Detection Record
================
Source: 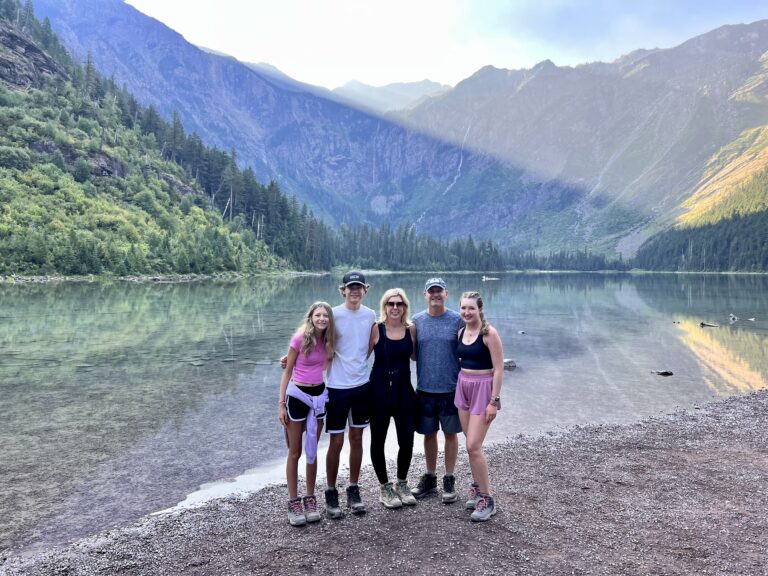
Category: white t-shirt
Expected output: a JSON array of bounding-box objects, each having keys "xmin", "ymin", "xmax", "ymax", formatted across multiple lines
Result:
[{"xmin": 327, "ymin": 303, "xmax": 376, "ymax": 389}]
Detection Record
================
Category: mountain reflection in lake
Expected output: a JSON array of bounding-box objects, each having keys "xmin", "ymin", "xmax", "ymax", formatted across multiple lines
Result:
[{"xmin": 1, "ymin": 273, "xmax": 766, "ymax": 554}]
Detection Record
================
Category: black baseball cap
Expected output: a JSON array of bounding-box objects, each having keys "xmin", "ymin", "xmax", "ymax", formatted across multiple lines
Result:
[{"xmin": 342, "ymin": 271, "xmax": 367, "ymax": 287}]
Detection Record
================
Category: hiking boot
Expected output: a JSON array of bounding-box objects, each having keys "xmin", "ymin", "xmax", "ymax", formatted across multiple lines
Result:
[
  {"xmin": 378, "ymin": 482, "xmax": 403, "ymax": 509},
  {"xmin": 466, "ymin": 482, "xmax": 480, "ymax": 510},
  {"xmin": 442, "ymin": 474, "xmax": 458, "ymax": 504},
  {"xmin": 287, "ymin": 497, "xmax": 306, "ymax": 526},
  {"xmin": 411, "ymin": 473, "xmax": 438, "ymax": 499},
  {"xmin": 346, "ymin": 484, "xmax": 367, "ymax": 514},
  {"xmin": 303, "ymin": 494, "xmax": 321, "ymax": 523},
  {"xmin": 324, "ymin": 487, "xmax": 344, "ymax": 520},
  {"xmin": 470, "ymin": 493, "xmax": 497, "ymax": 522},
  {"xmin": 395, "ymin": 480, "xmax": 417, "ymax": 506}
]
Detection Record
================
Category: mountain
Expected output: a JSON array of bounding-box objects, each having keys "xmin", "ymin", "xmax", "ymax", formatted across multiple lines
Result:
[
  {"xmin": 332, "ymin": 79, "xmax": 451, "ymax": 113},
  {"xmin": 31, "ymin": 0, "xmax": 768, "ymax": 257}
]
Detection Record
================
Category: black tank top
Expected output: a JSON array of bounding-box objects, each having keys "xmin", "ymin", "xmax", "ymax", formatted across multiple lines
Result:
[
  {"xmin": 371, "ymin": 323, "xmax": 413, "ymax": 386},
  {"xmin": 457, "ymin": 328, "xmax": 493, "ymax": 370}
]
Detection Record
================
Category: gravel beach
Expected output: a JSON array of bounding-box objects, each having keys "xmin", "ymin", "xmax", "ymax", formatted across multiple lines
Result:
[{"xmin": 3, "ymin": 391, "xmax": 768, "ymax": 576}]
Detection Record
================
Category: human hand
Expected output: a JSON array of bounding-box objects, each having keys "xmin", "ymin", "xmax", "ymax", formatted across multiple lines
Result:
[
  {"xmin": 278, "ymin": 404, "xmax": 288, "ymax": 427},
  {"xmin": 280, "ymin": 354, "xmax": 288, "ymax": 370},
  {"xmin": 485, "ymin": 403, "xmax": 498, "ymax": 425}
]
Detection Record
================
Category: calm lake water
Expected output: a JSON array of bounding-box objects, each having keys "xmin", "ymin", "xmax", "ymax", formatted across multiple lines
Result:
[{"xmin": 2, "ymin": 272, "xmax": 767, "ymax": 554}]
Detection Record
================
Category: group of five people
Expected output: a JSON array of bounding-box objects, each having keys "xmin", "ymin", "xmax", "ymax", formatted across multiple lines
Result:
[{"xmin": 277, "ymin": 272, "xmax": 504, "ymax": 525}]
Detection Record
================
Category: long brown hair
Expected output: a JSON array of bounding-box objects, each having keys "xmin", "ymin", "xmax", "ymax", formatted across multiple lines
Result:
[
  {"xmin": 297, "ymin": 301, "xmax": 335, "ymax": 359},
  {"xmin": 460, "ymin": 291, "xmax": 490, "ymax": 335}
]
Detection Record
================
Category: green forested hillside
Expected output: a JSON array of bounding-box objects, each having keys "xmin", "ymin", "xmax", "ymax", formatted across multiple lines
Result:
[
  {"xmin": 634, "ymin": 210, "xmax": 768, "ymax": 271},
  {"xmin": 0, "ymin": 4, "xmax": 287, "ymax": 275},
  {"xmin": 634, "ymin": 166, "xmax": 768, "ymax": 271}
]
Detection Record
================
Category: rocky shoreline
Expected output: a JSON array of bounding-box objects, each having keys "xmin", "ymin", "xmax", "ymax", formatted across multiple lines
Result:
[{"xmin": 3, "ymin": 391, "xmax": 767, "ymax": 576}]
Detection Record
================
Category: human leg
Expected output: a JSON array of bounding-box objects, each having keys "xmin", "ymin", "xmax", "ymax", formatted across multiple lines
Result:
[
  {"xmin": 285, "ymin": 420, "xmax": 304, "ymax": 499},
  {"xmin": 369, "ymin": 413, "xmax": 391, "ymax": 485},
  {"xmin": 464, "ymin": 413, "xmax": 492, "ymax": 494},
  {"xmin": 305, "ymin": 417, "xmax": 324, "ymax": 496},
  {"xmin": 348, "ymin": 426, "xmax": 365, "ymax": 485}
]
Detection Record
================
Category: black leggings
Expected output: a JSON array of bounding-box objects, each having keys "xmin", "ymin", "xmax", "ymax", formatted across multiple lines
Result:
[{"xmin": 369, "ymin": 397, "xmax": 415, "ymax": 485}]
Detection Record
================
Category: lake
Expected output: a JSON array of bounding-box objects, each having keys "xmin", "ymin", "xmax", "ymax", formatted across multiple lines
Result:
[{"xmin": 2, "ymin": 272, "xmax": 767, "ymax": 555}]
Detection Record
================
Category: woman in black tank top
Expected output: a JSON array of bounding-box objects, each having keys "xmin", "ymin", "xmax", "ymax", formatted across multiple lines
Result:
[{"xmin": 368, "ymin": 288, "xmax": 418, "ymax": 508}]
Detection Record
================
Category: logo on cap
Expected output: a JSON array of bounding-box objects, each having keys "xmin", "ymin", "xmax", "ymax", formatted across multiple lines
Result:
[{"xmin": 424, "ymin": 277, "xmax": 446, "ymax": 291}]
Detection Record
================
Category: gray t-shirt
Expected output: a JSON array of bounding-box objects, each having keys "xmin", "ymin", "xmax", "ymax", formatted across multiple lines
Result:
[{"xmin": 413, "ymin": 308, "xmax": 463, "ymax": 393}]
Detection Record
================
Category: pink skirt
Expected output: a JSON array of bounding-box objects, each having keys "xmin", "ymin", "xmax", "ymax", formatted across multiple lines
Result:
[{"xmin": 454, "ymin": 371, "xmax": 493, "ymax": 415}]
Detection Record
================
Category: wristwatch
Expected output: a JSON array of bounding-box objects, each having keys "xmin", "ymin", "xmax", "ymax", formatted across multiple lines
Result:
[{"xmin": 490, "ymin": 395, "xmax": 501, "ymax": 408}]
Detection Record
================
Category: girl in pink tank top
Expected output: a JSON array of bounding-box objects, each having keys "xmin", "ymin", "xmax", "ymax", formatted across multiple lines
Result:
[{"xmin": 278, "ymin": 301, "xmax": 335, "ymax": 526}]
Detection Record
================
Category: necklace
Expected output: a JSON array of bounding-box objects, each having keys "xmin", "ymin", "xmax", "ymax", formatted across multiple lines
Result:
[{"xmin": 464, "ymin": 323, "xmax": 481, "ymax": 341}]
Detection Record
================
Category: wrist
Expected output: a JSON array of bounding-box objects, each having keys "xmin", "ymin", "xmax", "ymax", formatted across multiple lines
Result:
[{"xmin": 278, "ymin": 400, "xmax": 286, "ymax": 406}]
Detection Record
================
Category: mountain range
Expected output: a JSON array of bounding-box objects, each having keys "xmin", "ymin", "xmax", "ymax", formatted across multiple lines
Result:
[{"xmin": 32, "ymin": 0, "xmax": 768, "ymax": 256}]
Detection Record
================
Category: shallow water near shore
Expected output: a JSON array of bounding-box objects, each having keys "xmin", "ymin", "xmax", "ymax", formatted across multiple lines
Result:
[{"xmin": 2, "ymin": 272, "xmax": 767, "ymax": 555}]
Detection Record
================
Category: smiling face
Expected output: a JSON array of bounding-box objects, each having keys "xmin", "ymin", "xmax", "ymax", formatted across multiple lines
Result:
[
  {"xmin": 424, "ymin": 286, "xmax": 447, "ymax": 316},
  {"xmin": 311, "ymin": 306, "xmax": 330, "ymax": 333},
  {"xmin": 459, "ymin": 297, "xmax": 481, "ymax": 326},
  {"xmin": 341, "ymin": 282, "xmax": 367, "ymax": 309}
]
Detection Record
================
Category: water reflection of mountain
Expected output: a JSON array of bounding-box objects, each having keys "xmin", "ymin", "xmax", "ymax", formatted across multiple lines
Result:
[
  {"xmin": 633, "ymin": 274, "xmax": 768, "ymax": 396},
  {"xmin": 633, "ymin": 274, "xmax": 768, "ymax": 316},
  {"xmin": 0, "ymin": 277, "xmax": 294, "ymax": 553},
  {"xmin": 676, "ymin": 320, "xmax": 768, "ymax": 395}
]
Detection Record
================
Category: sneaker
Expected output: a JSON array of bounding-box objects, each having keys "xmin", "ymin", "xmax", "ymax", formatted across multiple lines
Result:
[
  {"xmin": 303, "ymin": 494, "xmax": 321, "ymax": 523},
  {"xmin": 325, "ymin": 487, "xmax": 344, "ymax": 520},
  {"xmin": 395, "ymin": 480, "xmax": 417, "ymax": 506},
  {"xmin": 442, "ymin": 475, "xmax": 458, "ymax": 504},
  {"xmin": 411, "ymin": 473, "xmax": 438, "ymax": 499},
  {"xmin": 287, "ymin": 497, "xmax": 306, "ymax": 526},
  {"xmin": 466, "ymin": 482, "xmax": 480, "ymax": 510},
  {"xmin": 346, "ymin": 484, "xmax": 367, "ymax": 514},
  {"xmin": 470, "ymin": 493, "xmax": 497, "ymax": 522},
  {"xmin": 378, "ymin": 482, "xmax": 403, "ymax": 509}
]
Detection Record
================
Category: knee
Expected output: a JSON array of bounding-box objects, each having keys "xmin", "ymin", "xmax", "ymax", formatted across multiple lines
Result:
[
  {"xmin": 328, "ymin": 433, "xmax": 344, "ymax": 451},
  {"xmin": 349, "ymin": 430, "xmax": 363, "ymax": 448},
  {"xmin": 287, "ymin": 445, "xmax": 303, "ymax": 461},
  {"xmin": 465, "ymin": 440, "xmax": 484, "ymax": 458}
]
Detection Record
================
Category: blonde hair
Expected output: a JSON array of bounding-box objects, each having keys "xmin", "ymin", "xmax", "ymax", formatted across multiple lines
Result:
[
  {"xmin": 378, "ymin": 288, "xmax": 412, "ymax": 326},
  {"xmin": 460, "ymin": 291, "xmax": 490, "ymax": 335},
  {"xmin": 297, "ymin": 301, "xmax": 335, "ymax": 359}
]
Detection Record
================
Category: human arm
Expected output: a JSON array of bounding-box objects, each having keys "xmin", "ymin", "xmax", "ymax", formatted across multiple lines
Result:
[
  {"xmin": 367, "ymin": 322, "xmax": 379, "ymax": 358},
  {"xmin": 409, "ymin": 324, "xmax": 417, "ymax": 361},
  {"xmin": 278, "ymin": 346, "xmax": 299, "ymax": 427},
  {"xmin": 484, "ymin": 326, "xmax": 504, "ymax": 424}
]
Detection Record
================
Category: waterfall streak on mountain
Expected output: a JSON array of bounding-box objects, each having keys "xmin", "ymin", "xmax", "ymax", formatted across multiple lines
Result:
[
  {"xmin": 588, "ymin": 92, "xmax": 673, "ymax": 197},
  {"xmin": 414, "ymin": 124, "xmax": 472, "ymax": 229}
]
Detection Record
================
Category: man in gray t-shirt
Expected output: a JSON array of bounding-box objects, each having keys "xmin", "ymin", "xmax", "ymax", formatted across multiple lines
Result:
[{"xmin": 411, "ymin": 277, "xmax": 463, "ymax": 504}]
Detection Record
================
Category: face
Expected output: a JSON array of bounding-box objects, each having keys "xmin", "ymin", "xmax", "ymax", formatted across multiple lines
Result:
[
  {"xmin": 460, "ymin": 298, "xmax": 480, "ymax": 324},
  {"xmin": 385, "ymin": 295, "xmax": 406, "ymax": 321},
  {"xmin": 424, "ymin": 286, "xmax": 447, "ymax": 312},
  {"xmin": 311, "ymin": 307, "xmax": 330, "ymax": 331},
  {"xmin": 342, "ymin": 283, "xmax": 366, "ymax": 305}
]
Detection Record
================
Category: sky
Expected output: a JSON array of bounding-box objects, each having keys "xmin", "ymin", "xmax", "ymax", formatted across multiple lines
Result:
[{"xmin": 124, "ymin": 0, "xmax": 768, "ymax": 89}]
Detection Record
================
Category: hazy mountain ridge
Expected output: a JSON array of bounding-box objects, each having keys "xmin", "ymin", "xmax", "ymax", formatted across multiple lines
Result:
[
  {"xmin": 332, "ymin": 79, "xmax": 450, "ymax": 113},
  {"xmin": 31, "ymin": 0, "xmax": 768, "ymax": 255}
]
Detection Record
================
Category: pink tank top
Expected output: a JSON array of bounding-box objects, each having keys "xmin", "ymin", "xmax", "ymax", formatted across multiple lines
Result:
[{"xmin": 290, "ymin": 333, "xmax": 326, "ymax": 384}]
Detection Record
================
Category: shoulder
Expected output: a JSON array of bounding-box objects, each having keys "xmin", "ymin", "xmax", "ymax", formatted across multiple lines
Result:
[
  {"xmin": 484, "ymin": 325, "xmax": 501, "ymax": 343},
  {"xmin": 289, "ymin": 331, "xmax": 303, "ymax": 349}
]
